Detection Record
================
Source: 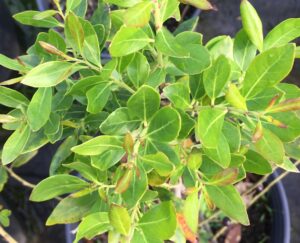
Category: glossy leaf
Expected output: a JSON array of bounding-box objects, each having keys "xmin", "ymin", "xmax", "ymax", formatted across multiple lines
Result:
[
  {"xmin": 0, "ymin": 86, "xmax": 29, "ymax": 108},
  {"xmin": 109, "ymin": 204, "xmax": 131, "ymax": 236},
  {"xmin": 13, "ymin": 11, "xmax": 61, "ymax": 28},
  {"xmin": 164, "ymin": 82, "xmax": 191, "ymax": 110},
  {"xmin": 127, "ymin": 52, "xmax": 150, "ymax": 88},
  {"xmin": 225, "ymin": 83, "xmax": 247, "ymax": 111},
  {"xmin": 244, "ymin": 150, "xmax": 272, "ymax": 175},
  {"xmin": 124, "ymin": 2, "xmax": 153, "ymax": 27},
  {"xmin": 86, "ymin": 82, "xmax": 111, "ymax": 114},
  {"xmin": 65, "ymin": 11, "xmax": 84, "ymax": 53}
]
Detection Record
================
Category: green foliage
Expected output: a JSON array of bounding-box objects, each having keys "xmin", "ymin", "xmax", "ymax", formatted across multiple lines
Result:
[{"xmin": 0, "ymin": 1, "xmax": 299, "ymax": 242}]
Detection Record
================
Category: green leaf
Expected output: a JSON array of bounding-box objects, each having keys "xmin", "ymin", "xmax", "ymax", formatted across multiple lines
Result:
[
  {"xmin": 27, "ymin": 88, "xmax": 52, "ymax": 131},
  {"xmin": 147, "ymin": 107, "xmax": 181, "ymax": 142},
  {"xmin": 127, "ymin": 52, "xmax": 150, "ymax": 88},
  {"xmin": 109, "ymin": 26, "xmax": 153, "ymax": 57},
  {"xmin": 75, "ymin": 212, "xmax": 111, "ymax": 243},
  {"xmin": 122, "ymin": 162, "xmax": 148, "ymax": 209},
  {"xmin": 146, "ymin": 68, "xmax": 166, "ymax": 88},
  {"xmin": 181, "ymin": 0, "xmax": 215, "ymax": 10},
  {"xmin": 100, "ymin": 107, "xmax": 140, "ymax": 135},
  {"xmin": 203, "ymin": 133, "xmax": 231, "ymax": 168},
  {"xmin": 72, "ymin": 135, "xmax": 123, "ymax": 156},
  {"xmin": 140, "ymin": 152, "xmax": 174, "ymax": 177},
  {"xmin": 241, "ymin": 44, "xmax": 295, "ymax": 98},
  {"xmin": 68, "ymin": 76, "xmax": 104, "ymax": 96},
  {"xmin": 170, "ymin": 43, "xmax": 211, "ymax": 75},
  {"xmin": 278, "ymin": 157, "xmax": 299, "ymax": 173},
  {"xmin": 2, "ymin": 125, "xmax": 31, "ymax": 165},
  {"xmin": 132, "ymin": 228, "xmax": 163, "ymax": 243},
  {"xmin": 124, "ymin": 1, "xmax": 153, "ymax": 27},
  {"xmin": 225, "ymin": 83, "xmax": 248, "ymax": 111},
  {"xmin": 30, "ymin": 175, "xmax": 89, "ymax": 202},
  {"xmin": 189, "ymin": 74, "xmax": 205, "ymax": 100},
  {"xmin": 0, "ymin": 86, "xmax": 29, "ymax": 108},
  {"xmin": 222, "ymin": 121, "xmax": 241, "ymax": 152},
  {"xmin": 196, "ymin": 108, "xmax": 227, "ymax": 148},
  {"xmin": 155, "ymin": 27, "xmax": 188, "ymax": 57},
  {"xmin": 207, "ymin": 168, "xmax": 239, "ymax": 186},
  {"xmin": 50, "ymin": 136, "xmax": 78, "ymax": 175},
  {"xmin": 0, "ymin": 209, "xmax": 11, "ymax": 227},
  {"xmin": 240, "ymin": 0, "xmax": 263, "ymax": 51},
  {"xmin": 164, "ymin": 82, "xmax": 191, "ymax": 110},
  {"xmin": 46, "ymin": 192, "xmax": 98, "ymax": 225},
  {"xmin": 0, "ymin": 54, "xmax": 24, "ymax": 71},
  {"xmin": 127, "ymin": 85, "xmax": 160, "ymax": 121},
  {"xmin": 177, "ymin": 110, "xmax": 195, "ymax": 139},
  {"xmin": 183, "ymin": 191, "xmax": 200, "ymax": 233},
  {"xmin": 175, "ymin": 31, "xmax": 203, "ymax": 46},
  {"xmin": 22, "ymin": 61, "xmax": 81, "ymax": 87},
  {"xmin": 86, "ymin": 82, "xmax": 111, "ymax": 114},
  {"xmin": 206, "ymin": 35, "xmax": 233, "ymax": 60},
  {"xmin": 233, "ymin": 29, "xmax": 257, "ymax": 71},
  {"xmin": 0, "ymin": 166, "xmax": 8, "ymax": 192},
  {"xmin": 264, "ymin": 18, "xmax": 300, "ymax": 50},
  {"xmin": 205, "ymin": 185, "xmax": 249, "ymax": 225},
  {"xmin": 65, "ymin": 11, "xmax": 84, "ymax": 53},
  {"xmin": 203, "ymin": 55, "xmax": 231, "ymax": 102},
  {"xmin": 109, "ymin": 204, "xmax": 131, "ymax": 236},
  {"xmin": 174, "ymin": 16, "xmax": 199, "ymax": 35},
  {"xmin": 159, "ymin": 0, "xmax": 179, "ymax": 22},
  {"xmin": 66, "ymin": 0, "xmax": 88, "ymax": 17},
  {"xmin": 244, "ymin": 150, "xmax": 272, "ymax": 175},
  {"xmin": 138, "ymin": 201, "xmax": 177, "ymax": 240},
  {"xmin": 64, "ymin": 162, "xmax": 100, "ymax": 182},
  {"xmin": 91, "ymin": 150, "xmax": 125, "ymax": 171},
  {"xmin": 13, "ymin": 11, "xmax": 61, "ymax": 28},
  {"xmin": 105, "ymin": 0, "xmax": 142, "ymax": 7},
  {"xmin": 254, "ymin": 128, "xmax": 285, "ymax": 164}
]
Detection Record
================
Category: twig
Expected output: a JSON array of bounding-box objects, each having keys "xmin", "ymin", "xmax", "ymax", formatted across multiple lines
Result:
[
  {"xmin": 212, "ymin": 225, "xmax": 227, "ymax": 242},
  {"xmin": 0, "ymin": 226, "xmax": 17, "ymax": 243},
  {"xmin": 5, "ymin": 167, "xmax": 35, "ymax": 189}
]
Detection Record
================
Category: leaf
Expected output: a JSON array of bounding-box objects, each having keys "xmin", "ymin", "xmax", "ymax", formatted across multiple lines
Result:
[
  {"xmin": 241, "ymin": 44, "xmax": 295, "ymax": 98},
  {"xmin": 138, "ymin": 201, "xmax": 177, "ymax": 240},
  {"xmin": 183, "ymin": 191, "xmax": 200, "ymax": 233},
  {"xmin": 75, "ymin": 212, "xmax": 111, "ymax": 243},
  {"xmin": 0, "ymin": 86, "xmax": 29, "ymax": 108},
  {"xmin": 222, "ymin": 121, "xmax": 241, "ymax": 152},
  {"xmin": 1, "ymin": 125, "xmax": 31, "ymax": 165},
  {"xmin": 0, "ymin": 54, "xmax": 24, "ymax": 71},
  {"xmin": 68, "ymin": 76, "xmax": 104, "ymax": 96},
  {"xmin": 0, "ymin": 166, "xmax": 8, "ymax": 192},
  {"xmin": 13, "ymin": 11, "xmax": 61, "ymax": 28},
  {"xmin": 33, "ymin": 10, "xmax": 58, "ymax": 20},
  {"xmin": 205, "ymin": 185, "xmax": 249, "ymax": 225},
  {"xmin": 278, "ymin": 157, "xmax": 299, "ymax": 173},
  {"xmin": 254, "ymin": 129, "xmax": 284, "ymax": 164},
  {"xmin": 66, "ymin": 0, "xmax": 88, "ymax": 17},
  {"xmin": 127, "ymin": 52, "xmax": 150, "ymax": 88},
  {"xmin": 267, "ymin": 98, "xmax": 300, "ymax": 113},
  {"xmin": 100, "ymin": 107, "xmax": 140, "ymax": 135},
  {"xmin": 30, "ymin": 175, "xmax": 89, "ymax": 202},
  {"xmin": 27, "ymin": 88, "xmax": 52, "ymax": 131},
  {"xmin": 132, "ymin": 228, "xmax": 163, "ymax": 243},
  {"xmin": 127, "ymin": 85, "xmax": 160, "ymax": 121},
  {"xmin": 180, "ymin": 0, "xmax": 215, "ymax": 10},
  {"xmin": 115, "ymin": 169, "xmax": 134, "ymax": 194},
  {"xmin": 22, "ymin": 61, "xmax": 81, "ymax": 87},
  {"xmin": 155, "ymin": 27, "xmax": 188, "ymax": 57},
  {"xmin": 206, "ymin": 35, "xmax": 233, "ymax": 60},
  {"xmin": 264, "ymin": 18, "xmax": 300, "ymax": 50},
  {"xmin": 86, "ymin": 82, "xmax": 111, "ymax": 114},
  {"xmin": 225, "ymin": 83, "xmax": 247, "ymax": 111},
  {"xmin": 124, "ymin": 1, "xmax": 153, "ymax": 27},
  {"xmin": 240, "ymin": 0, "xmax": 263, "ymax": 51},
  {"xmin": 164, "ymin": 82, "xmax": 191, "ymax": 110},
  {"xmin": 146, "ymin": 68, "xmax": 166, "ymax": 88},
  {"xmin": 233, "ymin": 29, "xmax": 257, "ymax": 71},
  {"xmin": 65, "ymin": 11, "xmax": 84, "ymax": 53},
  {"xmin": 122, "ymin": 163, "xmax": 148, "ymax": 209},
  {"xmin": 91, "ymin": 150, "xmax": 125, "ymax": 171},
  {"xmin": 160, "ymin": 0, "xmax": 179, "ymax": 22},
  {"xmin": 46, "ymin": 192, "xmax": 98, "ymax": 225},
  {"xmin": 109, "ymin": 205, "xmax": 131, "ymax": 236},
  {"xmin": 63, "ymin": 162, "xmax": 99, "ymax": 182},
  {"xmin": 71, "ymin": 136, "xmax": 123, "ymax": 156},
  {"xmin": 244, "ymin": 150, "xmax": 272, "ymax": 175},
  {"xmin": 196, "ymin": 108, "xmax": 227, "ymax": 148},
  {"xmin": 203, "ymin": 55, "xmax": 231, "ymax": 102},
  {"xmin": 207, "ymin": 168, "xmax": 239, "ymax": 186},
  {"xmin": 147, "ymin": 107, "xmax": 181, "ymax": 142},
  {"xmin": 174, "ymin": 17, "xmax": 199, "ymax": 35},
  {"xmin": 109, "ymin": 26, "xmax": 153, "ymax": 57},
  {"xmin": 177, "ymin": 110, "xmax": 195, "ymax": 139},
  {"xmin": 170, "ymin": 43, "xmax": 211, "ymax": 75},
  {"xmin": 140, "ymin": 152, "xmax": 174, "ymax": 177},
  {"xmin": 104, "ymin": 0, "xmax": 142, "ymax": 7}
]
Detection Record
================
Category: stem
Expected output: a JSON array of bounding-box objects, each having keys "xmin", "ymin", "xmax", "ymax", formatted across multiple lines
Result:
[
  {"xmin": 5, "ymin": 167, "xmax": 35, "ymax": 189},
  {"xmin": 152, "ymin": 0, "xmax": 164, "ymax": 67},
  {"xmin": 112, "ymin": 79, "xmax": 135, "ymax": 94},
  {"xmin": 0, "ymin": 226, "xmax": 17, "ymax": 243}
]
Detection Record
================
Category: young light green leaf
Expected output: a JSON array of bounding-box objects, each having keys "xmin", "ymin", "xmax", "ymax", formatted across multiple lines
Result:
[
  {"xmin": 2, "ymin": 125, "xmax": 31, "ymax": 165},
  {"xmin": 109, "ymin": 26, "xmax": 153, "ymax": 57},
  {"xmin": 0, "ymin": 86, "xmax": 29, "ymax": 108},
  {"xmin": 240, "ymin": 0, "xmax": 263, "ymax": 51},
  {"xmin": 0, "ymin": 54, "xmax": 24, "ymax": 71},
  {"xmin": 127, "ymin": 85, "xmax": 160, "ymax": 121},
  {"xmin": 65, "ymin": 162, "xmax": 100, "ymax": 182},
  {"xmin": 91, "ymin": 150, "xmax": 125, "ymax": 171},
  {"xmin": 109, "ymin": 204, "xmax": 131, "ymax": 236},
  {"xmin": 183, "ymin": 191, "xmax": 200, "ymax": 233},
  {"xmin": 196, "ymin": 108, "xmax": 227, "ymax": 148},
  {"xmin": 22, "ymin": 61, "xmax": 81, "ymax": 87},
  {"xmin": 241, "ymin": 44, "xmax": 295, "ymax": 98},
  {"xmin": 254, "ymin": 128, "xmax": 284, "ymax": 164},
  {"xmin": 264, "ymin": 18, "xmax": 300, "ymax": 50},
  {"xmin": 233, "ymin": 29, "xmax": 257, "ymax": 71},
  {"xmin": 147, "ymin": 107, "xmax": 181, "ymax": 142},
  {"xmin": 180, "ymin": 0, "xmax": 215, "ymax": 10},
  {"xmin": 174, "ymin": 16, "xmax": 199, "ymax": 35},
  {"xmin": 164, "ymin": 82, "xmax": 191, "ymax": 110},
  {"xmin": 75, "ymin": 212, "xmax": 111, "ymax": 243},
  {"xmin": 13, "ymin": 11, "xmax": 61, "ymax": 28},
  {"xmin": 124, "ymin": 1, "xmax": 153, "ymax": 27},
  {"xmin": 278, "ymin": 157, "xmax": 299, "ymax": 173},
  {"xmin": 244, "ymin": 150, "xmax": 272, "ymax": 175},
  {"xmin": 30, "ymin": 175, "xmax": 89, "ymax": 202},
  {"xmin": 160, "ymin": 0, "xmax": 179, "ymax": 22},
  {"xmin": 66, "ymin": 0, "xmax": 88, "ymax": 17},
  {"xmin": 65, "ymin": 11, "xmax": 84, "ymax": 53},
  {"xmin": 225, "ymin": 83, "xmax": 247, "ymax": 111},
  {"xmin": 68, "ymin": 76, "xmax": 104, "ymax": 96},
  {"xmin": 71, "ymin": 136, "xmax": 123, "ymax": 156},
  {"xmin": 205, "ymin": 185, "xmax": 249, "ymax": 225},
  {"xmin": 206, "ymin": 35, "xmax": 233, "ymax": 60},
  {"xmin": 138, "ymin": 201, "xmax": 177, "ymax": 240},
  {"xmin": 155, "ymin": 27, "xmax": 188, "ymax": 57},
  {"xmin": 140, "ymin": 152, "xmax": 174, "ymax": 177},
  {"xmin": 222, "ymin": 121, "xmax": 241, "ymax": 152},
  {"xmin": 203, "ymin": 55, "xmax": 231, "ymax": 102},
  {"xmin": 86, "ymin": 82, "xmax": 111, "ymax": 114},
  {"xmin": 127, "ymin": 52, "xmax": 150, "ymax": 88},
  {"xmin": 27, "ymin": 88, "xmax": 52, "ymax": 131}
]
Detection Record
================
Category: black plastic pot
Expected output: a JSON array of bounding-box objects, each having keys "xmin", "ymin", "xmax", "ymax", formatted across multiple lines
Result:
[{"xmin": 269, "ymin": 171, "xmax": 291, "ymax": 243}]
